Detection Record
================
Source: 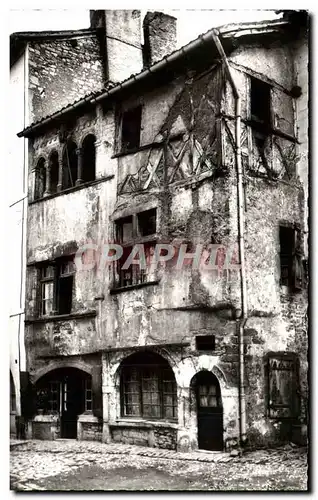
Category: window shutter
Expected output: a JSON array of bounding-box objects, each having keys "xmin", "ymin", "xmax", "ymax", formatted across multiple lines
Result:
[
  {"xmin": 293, "ymin": 227, "xmax": 303, "ymax": 290},
  {"xmin": 267, "ymin": 355, "xmax": 299, "ymax": 419},
  {"xmin": 271, "ymin": 88, "xmax": 294, "ymax": 136},
  {"xmin": 91, "ymin": 365, "xmax": 102, "ymax": 418}
]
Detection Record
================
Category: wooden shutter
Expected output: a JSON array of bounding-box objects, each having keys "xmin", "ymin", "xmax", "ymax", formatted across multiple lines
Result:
[
  {"xmin": 293, "ymin": 227, "xmax": 303, "ymax": 290},
  {"xmin": 271, "ymin": 88, "xmax": 294, "ymax": 136}
]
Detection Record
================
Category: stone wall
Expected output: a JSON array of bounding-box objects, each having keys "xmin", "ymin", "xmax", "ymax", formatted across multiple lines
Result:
[
  {"xmin": 110, "ymin": 423, "xmax": 178, "ymax": 449},
  {"xmin": 28, "ymin": 35, "xmax": 104, "ymax": 123},
  {"xmin": 79, "ymin": 418, "xmax": 102, "ymax": 442},
  {"xmin": 143, "ymin": 12, "xmax": 177, "ymax": 66}
]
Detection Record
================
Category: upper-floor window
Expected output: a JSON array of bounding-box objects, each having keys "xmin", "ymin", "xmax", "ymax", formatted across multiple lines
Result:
[
  {"xmin": 114, "ymin": 208, "xmax": 157, "ymax": 288},
  {"xmin": 82, "ymin": 134, "xmax": 96, "ymax": 183},
  {"xmin": 250, "ymin": 76, "xmax": 271, "ymax": 130},
  {"xmin": 34, "ymin": 157, "xmax": 46, "ymax": 200},
  {"xmin": 62, "ymin": 141, "xmax": 78, "ymax": 190},
  {"xmin": 121, "ymin": 105, "xmax": 142, "ymax": 152},
  {"xmin": 279, "ymin": 225, "xmax": 303, "ymax": 291},
  {"xmin": 49, "ymin": 151, "xmax": 59, "ymax": 195},
  {"xmin": 39, "ymin": 256, "xmax": 75, "ymax": 316}
]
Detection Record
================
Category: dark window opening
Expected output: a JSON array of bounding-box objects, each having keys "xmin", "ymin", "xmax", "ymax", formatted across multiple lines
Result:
[
  {"xmin": 121, "ymin": 106, "xmax": 142, "ymax": 152},
  {"xmin": 266, "ymin": 353, "xmax": 300, "ymax": 419},
  {"xmin": 279, "ymin": 225, "xmax": 302, "ymax": 290},
  {"xmin": 250, "ymin": 77, "xmax": 271, "ymax": 130},
  {"xmin": 57, "ymin": 259, "xmax": 75, "ymax": 315},
  {"xmin": 117, "ymin": 243, "xmax": 155, "ymax": 288},
  {"xmin": 116, "ymin": 216, "xmax": 133, "ymax": 244},
  {"xmin": 49, "ymin": 151, "xmax": 59, "ymax": 194},
  {"xmin": 196, "ymin": 335, "xmax": 216, "ymax": 351},
  {"xmin": 34, "ymin": 157, "xmax": 46, "ymax": 200},
  {"xmin": 82, "ymin": 134, "xmax": 96, "ymax": 183},
  {"xmin": 39, "ymin": 257, "xmax": 75, "ymax": 317},
  {"xmin": 137, "ymin": 208, "xmax": 157, "ymax": 237},
  {"xmin": 62, "ymin": 141, "xmax": 78, "ymax": 189},
  {"xmin": 115, "ymin": 211, "xmax": 157, "ymax": 288},
  {"xmin": 121, "ymin": 352, "xmax": 177, "ymax": 420}
]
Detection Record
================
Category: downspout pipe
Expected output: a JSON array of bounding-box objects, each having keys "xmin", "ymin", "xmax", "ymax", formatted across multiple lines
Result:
[{"xmin": 211, "ymin": 30, "xmax": 248, "ymax": 446}]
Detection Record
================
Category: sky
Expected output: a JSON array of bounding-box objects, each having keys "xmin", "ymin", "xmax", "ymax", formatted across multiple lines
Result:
[{"xmin": 8, "ymin": 9, "xmax": 281, "ymax": 47}]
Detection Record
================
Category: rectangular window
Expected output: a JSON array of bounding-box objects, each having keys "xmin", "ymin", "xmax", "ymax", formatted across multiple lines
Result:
[
  {"xmin": 115, "ymin": 209, "xmax": 157, "ymax": 288},
  {"xmin": 121, "ymin": 106, "xmax": 142, "ymax": 152},
  {"xmin": 39, "ymin": 257, "xmax": 75, "ymax": 317},
  {"xmin": 85, "ymin": 378, "xmax": 93, "ymax": 412},
  {"xmin": 57, "ymin": 259, "xmax": 75, "ymax": 315},
  {"xmin": 48, "ymin": 382, "xmax": 60, "ymax": 413},
  {"xmin": 122, "ymin": 367, "xmax": 141, "ymax": 417},
  {"xmin": 137, "ymin": 208, "xmax": 157, "ymax": 237},
  {"xmin": 267, "ymin": 354, "xmax": 300, "ymax": 419},
  {"xmin": 279, "ymin": 225, "xmax": 303, "ymax": 290},
  {"xmin": 195, "ymin": 335, "xmax": 216, "ymax": 351},
  {"xmin": 40, "ymin": 265, "xmax": 55, "ymax": 316},
  {"xmin": 250, "ymin": 77, "xmax": 271, "ymax": 128},
  {"xmin": 116, "ymin": 216, "xmax": 134, "ymax": 244}
]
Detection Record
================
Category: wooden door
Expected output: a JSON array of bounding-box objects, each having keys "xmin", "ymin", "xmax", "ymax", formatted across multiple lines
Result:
[{"xmin": 195, "ymin": 372, "xmax": 223, "ymax": 451}]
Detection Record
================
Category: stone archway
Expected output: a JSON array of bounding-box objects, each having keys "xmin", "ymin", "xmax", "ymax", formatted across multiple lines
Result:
[{"xmin": 35, "ymin": 367, "xmax": 92, "ymax": 439}]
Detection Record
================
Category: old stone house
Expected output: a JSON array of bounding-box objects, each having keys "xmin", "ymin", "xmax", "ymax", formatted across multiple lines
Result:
[{"xmin": 16, "ymin": 10, "xmax": 308, "ymax": 451}]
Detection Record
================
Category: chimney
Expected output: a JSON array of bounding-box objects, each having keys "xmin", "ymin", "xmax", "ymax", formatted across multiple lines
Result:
[
  {"xmin": 90, "ymin": 10, "xmax": 105, "ymax": 29},
  {"xmin": 104, "ymin": 10, "xmax": 143, "ymax": 83},
  {"xmin": 90, "ymin": 10, "xmax": 143, "ymax": 83},
  {"xmin": 143, "ymin": 11, "xmax": 177, "ymax": 67}
]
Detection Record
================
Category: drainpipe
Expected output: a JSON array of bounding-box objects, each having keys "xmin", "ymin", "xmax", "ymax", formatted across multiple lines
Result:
[{"xmin": 211, "ymin": 30, "xmax": 248, "ymax": 446}]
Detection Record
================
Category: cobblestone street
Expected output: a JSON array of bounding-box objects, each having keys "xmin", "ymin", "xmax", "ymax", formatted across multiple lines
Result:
[{"xmin": 10, "ymin": 440, "xmax": 308, "ymax": 491}]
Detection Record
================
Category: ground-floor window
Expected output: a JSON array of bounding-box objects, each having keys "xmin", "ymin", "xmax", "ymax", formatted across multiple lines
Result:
[
  {"xmin": 120, "ymin": 352, "xmax": 177, "ymax": 420},
  {"xmin": 266, "ymin": 352, "xmax": 300, "ymax": 419}
]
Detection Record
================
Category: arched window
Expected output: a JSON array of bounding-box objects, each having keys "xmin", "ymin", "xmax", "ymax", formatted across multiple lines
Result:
[
  {"xmin": 34, "ymin": 157, "xmax": 46, "ymax": 200},
  {"xmin": 82, "ymin": 134, "xmax": 96, "ymax": 182},
  {"xmin": 62, "ymin": 141, "xmax": 77, "ymax": 189},
  {"xmin": 120, "ymin": 351, "xmax": 177, "ymax": 420},
  {"xmin": 49, "ymin": 151, "xmax": 59, "ymax": 194}
]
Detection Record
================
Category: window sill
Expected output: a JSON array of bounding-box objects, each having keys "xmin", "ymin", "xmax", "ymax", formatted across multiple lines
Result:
[
  {"xmin": 111, "ymin": 419, "xmax": 178, "ymax": 429},
  {"xmin": 29, "ymin": 175, "xmax": 114, "ymax": 205},
  {"xmin": 110, "ymin": 280, "xmax": 159, "ymax": 295},
  {"xmin": 25, "ymin": 310, "xmax": 97, "ymax": 324}
]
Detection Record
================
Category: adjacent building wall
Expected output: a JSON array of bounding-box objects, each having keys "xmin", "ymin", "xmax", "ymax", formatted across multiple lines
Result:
[
  {"xmin": 28, "ymin": 35, "xmax": 104, "ymax": 122},
  {"xmin": 9, "ymin": 50, "xmax": 28, "ymax": 436}
]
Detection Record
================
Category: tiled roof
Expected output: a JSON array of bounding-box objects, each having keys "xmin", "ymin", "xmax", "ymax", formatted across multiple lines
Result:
[{"xmin": 17, "ymin": 17, "xmax": 287, "ymax": 137}]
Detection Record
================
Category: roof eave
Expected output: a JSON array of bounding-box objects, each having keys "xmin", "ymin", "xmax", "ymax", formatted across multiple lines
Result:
[{"xmin": 17, "ymin": 18, "xmax": 290, "ymax": 139}]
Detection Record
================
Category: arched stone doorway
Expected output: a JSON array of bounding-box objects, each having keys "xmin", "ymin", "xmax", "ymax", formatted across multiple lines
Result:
[
  {"xmin": 191, "ymin": 370, "xmax": 223, "ymax": 451},
  {"xmin": 35, "ymin": 367, "xmax": 92, "ymax": 439}
]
